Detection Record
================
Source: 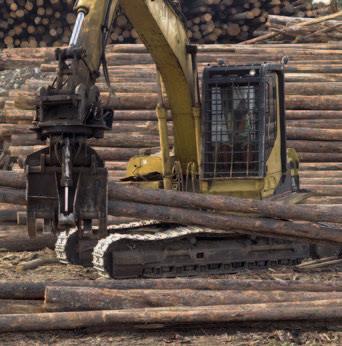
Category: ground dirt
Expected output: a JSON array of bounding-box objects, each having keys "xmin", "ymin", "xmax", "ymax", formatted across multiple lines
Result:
[{"xmin": 0, "ymin": 248, "xmax": 342, "ymax": 345}]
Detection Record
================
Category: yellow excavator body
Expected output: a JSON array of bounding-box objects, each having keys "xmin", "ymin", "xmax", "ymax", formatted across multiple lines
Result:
[{"xmin": 26, "ymin": 0, "xmax": 308, "ymax": 279}]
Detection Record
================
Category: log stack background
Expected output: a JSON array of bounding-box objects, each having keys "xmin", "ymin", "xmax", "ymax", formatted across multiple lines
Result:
[
  {"xmin": 0, "ymin": 0, "xmax": 337, "ymax": 48},
  {"xmin": 0, "ymin": 42, "xmax": 341, "ymax": 224}
]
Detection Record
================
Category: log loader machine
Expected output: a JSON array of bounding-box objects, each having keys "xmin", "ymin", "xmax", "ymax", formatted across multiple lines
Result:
[{"xmin": 25, "ymin": 0, "xmax": 313, "ymax": 278}]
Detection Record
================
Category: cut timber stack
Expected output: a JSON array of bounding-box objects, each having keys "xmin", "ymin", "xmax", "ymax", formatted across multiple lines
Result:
[
  {"xmin": 0, "ymin": 172, "xmax": 341, "ymax": 247},
  {"xmin": 264, "ymin": 14, "xmax": 342, "ymax": 43},
  {"xmin": 1, "ymin": 43, "xmax": 341, "ymax": 201},
  {"xmin": 0, "ymin": 0, "xmax": 336, "ymax": 48},
  {"xmin": 2, "ymin": 279, "xmax": 342, "ymax": 332},
  {"xmin": 182, "ymin": 0, "xmax": 337, "ymax": 43},
  {"xmin": 0, "ymin": 43, "xmax": 341, "ymax": 225}
]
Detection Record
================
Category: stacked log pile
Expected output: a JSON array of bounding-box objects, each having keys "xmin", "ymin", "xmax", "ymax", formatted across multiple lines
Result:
[
  {"xmin": 1, "ymin": 278, "xmax": 342, "ymax": 332},
  {"xmin": 265, "ymin": 14, "xmax": 342, "ymax": 43},
  {"xmin": 0, "ymin": 0, "xmax": 336, "ymax": 48},
  {"xmin": 0, "ymin": 43, "xmax": 341, "ymax": 202},
  {"xmin": 244, "ymin": 11, "xmax": 342, "ymax": 44},
  {"xmin": 0, "ymin": 171, "xmax": 341, "ymax": 248},
  {"xmin": 182, "ymin": 0, "xmax": 338, "ymax": 43}
]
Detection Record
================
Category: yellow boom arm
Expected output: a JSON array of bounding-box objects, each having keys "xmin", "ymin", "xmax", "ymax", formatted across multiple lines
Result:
[{"xmin": 74, "ymin": 0, "xmax": 199, "ymax": 169}]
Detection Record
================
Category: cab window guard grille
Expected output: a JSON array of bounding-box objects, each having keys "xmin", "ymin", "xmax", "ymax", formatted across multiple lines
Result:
[{"xmin": 202, "ymin": 80, "xmax": 261, "ymax": 179}]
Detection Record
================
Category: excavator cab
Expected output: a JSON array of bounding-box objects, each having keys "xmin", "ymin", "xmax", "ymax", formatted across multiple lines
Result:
[
  {"xmin": 126, "ymin": 61, "xmax": 300, "ymax": 200},
  {"xmin": 200, "ymin": 62, "xmax": 298, "ymax": 199}
]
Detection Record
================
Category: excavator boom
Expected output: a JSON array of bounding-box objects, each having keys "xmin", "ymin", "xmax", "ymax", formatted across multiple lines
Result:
[{"xmin": 75, "ymin": 0, "xmax": 200, "ymax": 168}]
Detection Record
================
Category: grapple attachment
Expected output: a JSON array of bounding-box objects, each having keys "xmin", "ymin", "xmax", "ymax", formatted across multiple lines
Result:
[{"xmin": 26, "ymin": 141, "xmax": 108, "ymax": 238}]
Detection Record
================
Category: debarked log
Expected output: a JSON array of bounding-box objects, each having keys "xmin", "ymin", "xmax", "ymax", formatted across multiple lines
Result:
[
  {"xmin": 1, "ymin": 300, "xmax": 342, "ymax": 332},
  {"xmin": 44, "ymin": 286, "xmax": 342, "ymax": 312},
  {"xmin": 287, "ymin": 120, "xmax": 342, "ymax": 129},
  {"xmin": 287, "ymin": 127, "xmax": 342, "ymax": 141},
  {"xmin": 0, "ymin": 300, "xmax": 44, "ymax": 314},
  {"xmin": 300, "ymin": 162, "xmax": 342, "ymax": 171},
  {"xmin": 286, "ymin": 110, "xmax": 342, "ymax": 120},
  {"xmin": 0, "ymin": 209, "xmax": 22, "ymax": 223},
  {"xmin": 107, "ymin": 183, "xmax": 342, "ymax": 224},
  {"xmin": 287, "ymin": 140, "xmax": 342, "ymax": 153},
  {"xmin": 0, "ymin": 226, "xmax": 56, "ymax": 252},
  {"xmin": 299, "ymin": 153, "xmax": 342, "ymax": 162},
  {"xmin": 0, "ymin": 170, "xmax": 26, "ymax": 189},
  {"xmin": 7, "ymin": 146, "xmax": 159, "ymax": 162},
  {"xmin": 286, "ymin": 95, "xmax": 342, "ymax": 110},
  {"xmin": 0, "ymin": 171, "xmax": 340, "ymax": 225},
  {"xmin": 13, "ymin": 92, "xmax": 159, "ymax": 111},
  {"xmin": 0, "ymin": 187, "xmax": 26, "ymax": 205},
  {"xmin": 286, "ymin": 82, "xmax": 342, "ymax": 96},
  {"xmin": 3, "ymin": 279, "xmax": 342, "ymax": 300},
  {"xmin": 300, "ymin": 185, "xmax": 342, "ymax": 196},
  {"xmin": 108, "ymin": 200, "xmax": 342, "ymax": 246}
]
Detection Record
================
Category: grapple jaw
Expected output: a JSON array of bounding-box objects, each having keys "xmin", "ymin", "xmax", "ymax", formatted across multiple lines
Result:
[{"xmin": 25, "ymin": 142, "xmax": 108, "ymax": 238}]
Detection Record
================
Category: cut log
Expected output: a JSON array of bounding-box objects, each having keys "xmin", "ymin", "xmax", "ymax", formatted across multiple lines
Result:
[
  {"xmin": 299, "ymin": 153, "xmax": 342, "ymax": 162},
  {"xmin": 287, "ymin": 128, "xmax": 342, "ymax": 141},
  {"xmin": 0, "ymin": 187, "xmax": 26, "ymax": 205},
  {"xmin": 286, "ymin": 95, "xmax": 342, "ymax": 110},
  {"xmin": 3, "ymin": 279, "xmax": 342, "ymax": 300},
  {"xmin": 300, "ymin": 162, "xmax": 342, "ymax": 171},
  {"xmin": 13, "ymin": 92, "xmax": 159, "ymax": 111},
  {"xmin": 288, "ymin": 141, "xmax": 342, "ymax": 153},
  {"xmin": 108, "ymin": 200, "xmax": 342, "ymax": 246},
  {"xmin": 286, "ymin": 110, "xmax": 342, "ymax": 120},
  {"xmin": 0, "ymin": 209, "xmax": 22, "ymax": 223},
  {"xmin": 304, "ymin": 196, "xmax": 342, "ymax": 205},
  {"xmin": 0, "ymin": 170, "xmax": 26, "ymax": 189},
  {"xmin": 0, "ymin": 226, "xmax": 56, "ymax": 252},
  {"xmin": 0, "ymin": 300, "xmax": 44, "ymax": 314},
  {"xmin": 44, "ymin": 286, "xmax": 342, "ymax": 312},
  {"xmin": 1, "ymin": 300, "xmax": 342, "ymax": 332},
  {"xmin": 286, "ymin": 82, "xmax": 342, "ymax": 96},
  {"xmin": 107, "ymin": 182, "xmax": 342, "ymax": 224},
  {"xmin": 301, "ymin": 185, "xmax": 342, "ymax": 196},
  {"xmin": 287, "ymin": 120, "xmax": 342, "ymax": 129},
  {"xmin": 241, "ymin": 10, "xmax": 342, "ymax": 44},
  {"xmin": 301, "ymin": 178, "xmax": 342, "ymax": 186}
]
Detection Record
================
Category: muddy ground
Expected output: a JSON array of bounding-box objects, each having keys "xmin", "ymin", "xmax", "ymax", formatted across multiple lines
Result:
[{"xmin": 0, "ymin": 248, "xmax": 342, "ymax": 345}]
